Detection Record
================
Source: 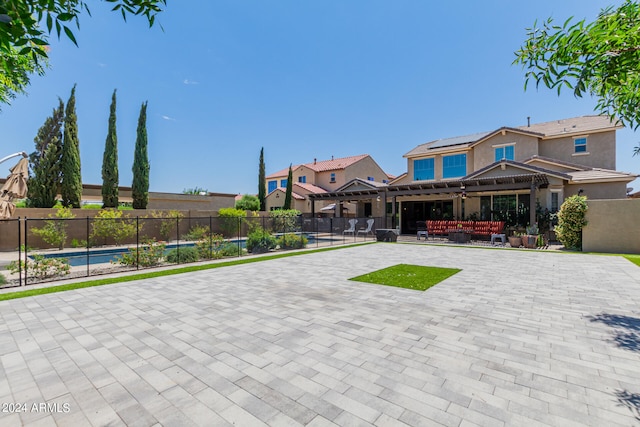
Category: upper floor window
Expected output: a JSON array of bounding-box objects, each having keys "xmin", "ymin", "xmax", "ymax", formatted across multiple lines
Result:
[
  {"xmin": 267, "ymin": 180, "xmax": 277, "ymax": 193},
  {"xmin": 413, "ymin": 158, "xmax": 434, "ymax": 181},
  {"xmin": 298, "ymin": 176, "xmax": 306, "ymax": 183},
  {"xmin": 330, "ymin": 173, "xmax": 336, "ymax": 183},
  {"xmin": 494, "ymin": 145, "xmax": 514, "ymax": 161},
  {"xmin": 442, "ymin": 154, "xmax": 466, "ymax": 178},
  {"xmin": 280, "ymin": 179, "xmax": 287, "ymax": 188},
  {"xmin": 574, "ymin": 137, "xmax": 587, "ymax": 153},
  {"xmin": 367, "ymin": 176, "xmax": 374, "ymax": 181}
]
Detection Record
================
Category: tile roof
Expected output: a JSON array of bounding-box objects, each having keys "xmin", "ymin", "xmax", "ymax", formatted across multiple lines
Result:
[
  {"xmin": 465, "ymin": 160, "xmax": 571, "ymax": 180},
  {"xmin": 266, "ymin": 154, "xmax": 370, "ymax": 178},
  {"xmin": 567, "ymin": 169, "xmax": 637, "ymax": 182},
  {"xmin": 523, "ymin": 155, "xmax": 589, "ymax": 171},
  {"xmin": 294, "ymin": 183, "xmax": 327, "ymax": 194}
]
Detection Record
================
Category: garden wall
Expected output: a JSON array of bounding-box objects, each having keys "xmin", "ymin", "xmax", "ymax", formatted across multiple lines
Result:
[{"xmin": 582, "ymin": 198, "xmax": 640, "ymax": 254}]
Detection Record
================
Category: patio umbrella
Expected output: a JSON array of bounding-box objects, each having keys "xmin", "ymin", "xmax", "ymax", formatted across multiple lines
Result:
[{"xmin": 0, "ymin": 156, "xmax": 29, "ymax": 219}]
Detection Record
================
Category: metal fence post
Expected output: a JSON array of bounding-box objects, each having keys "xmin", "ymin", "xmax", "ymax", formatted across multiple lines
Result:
[
  {"xmin": 86, "ymin": 216, "xmax": 90, "ymax": 277},
  {"xmin": 24, "ymin": 217, "xmax": 28, "ymax": 285},
  {"xmin": 17, "ymin": 217, "xmax": 22, "ymax": 286},
  {"xmin": 136, "ymin": 216, "xmax": 140, "ymax": 270}
]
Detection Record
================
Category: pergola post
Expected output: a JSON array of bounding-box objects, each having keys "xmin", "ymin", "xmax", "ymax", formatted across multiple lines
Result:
[{"xmin": 530, "ymin": 180, "xmax": 536, "ymax": 226}]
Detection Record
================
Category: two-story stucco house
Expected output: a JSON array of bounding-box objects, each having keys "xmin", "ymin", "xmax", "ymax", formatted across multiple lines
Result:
[
  {"xmin": 309, "ymin": 116, "xmax": 636, "ymax": 233},
  {"xmin": 265, "ymin": 154, "xmax": 393, "ymax": 215}
]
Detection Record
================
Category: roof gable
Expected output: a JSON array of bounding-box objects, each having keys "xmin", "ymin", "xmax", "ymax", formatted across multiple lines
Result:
[{"xmin": 337, "ymin": 178, "xmax": 388, "ymax": 192}]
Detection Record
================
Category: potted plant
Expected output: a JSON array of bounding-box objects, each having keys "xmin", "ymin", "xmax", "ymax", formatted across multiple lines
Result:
[
  {"xmin": 522, "ymin": 224, "xmax": 539, "ymax": 249},
  {"xmin": 508, "ymin": 232, "xmax": 522, "ymax": 248}
]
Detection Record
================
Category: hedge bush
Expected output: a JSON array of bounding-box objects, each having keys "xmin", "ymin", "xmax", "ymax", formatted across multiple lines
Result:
[{"xmin": 555, "ymin": 195, "xmax": 588, "ymax": 251}]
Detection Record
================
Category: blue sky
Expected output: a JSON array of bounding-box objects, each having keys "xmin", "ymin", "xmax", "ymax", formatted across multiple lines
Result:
[{"xmin": 1, "ymin": 0, "xmax": 638, "ymax": 195}]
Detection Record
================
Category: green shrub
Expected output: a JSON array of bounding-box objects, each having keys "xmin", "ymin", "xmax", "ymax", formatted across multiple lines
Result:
[
  {"xmin": 276, "ymin": 233, "xmax": 308, "ymax": 250},
  {"xmin": 218, "ymin": 208, "xmax": 246, "ymax": 236},
  {"xmin": 184, "ymin": 225, "xmax": 210, "ymax": 241},
  {"xmin": 269, "ymin": 209, "xmax": 301, "ymax": 233},
  {"xmin": 150, "ymin": 210, "xmax": 184, "ymax": 240},
  {"xmin": 555, "ymin": 195, "xmax": 588, "ymax": 251},
  {"xmin": 217, "ymin": 242, "xmax": 243, "ymax": 257},
  {"xmin": 31, "ymin": 207, "xmax": 75, "ymax": 250},
  {"xmin": 165, "ymin": 246, "xmax": 199, "ymax": 264},
  {"xmin": 91, "ymin": 209, "xmax": 137, "ymax": 245},
  {"xmin": 116, "ymin": 239, "xmax": 165, "ymax": 267},
  {"xmin": 71, "ymin": 238, "xmax": 89, "ymax": 248},
  {"xmin": 246, "ymin": 227, "xmax": 277, "ymax": 253},
  {"xmin": 194, "ymin": 233, "xmax": 225, "ymax": 259},
  {"xmin": 0, "ymin": 273, "xmax": 7, "ymax": 285},
  {"xmin": 8, "ymin": 255, "xmax": 71, "ymax": 280},
  {"xmin": 235, "ymin": 194, "xmax": 260, "ymax": 211}
]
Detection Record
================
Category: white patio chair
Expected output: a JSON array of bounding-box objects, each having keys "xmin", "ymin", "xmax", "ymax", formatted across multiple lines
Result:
[
  {"xmin": 357, "ymin": 219, "xmax": 375, "ymax": 237},
  {"xmin": 343, "ymin": 219, "xmax": 357, "ymax": 235}
]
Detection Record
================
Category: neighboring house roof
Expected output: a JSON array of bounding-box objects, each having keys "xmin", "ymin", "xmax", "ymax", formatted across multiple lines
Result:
[
  {"xmin": 293, "ymin": 182, "xmax": 327, "ymax": 194},
  {"xmin": 268, "ymin": 187, "xmax": 306, "ymax": 200},
  {"xmin": 388, "ymin": 172, "xmax": 407, "ymax": 185},
  {"xmin": 266, "ymin": 154, "xmax": 370, "ymax": 178},
  {"xmin": 516, "ymin": 115, "xmax": 622, "ymax": 138},
  {"xmin": 465, "ymin": 160, "xmax": 572, "ymax": 181}
]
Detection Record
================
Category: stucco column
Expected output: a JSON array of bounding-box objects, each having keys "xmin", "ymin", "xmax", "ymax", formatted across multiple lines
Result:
[
  {"xmin": 336, "ymin": 201, "xmax": 342, "ymax": 218},
  {"xmin": 381, "ymin": 191, "xmax": 388, "ymax": 228},
  {"xmin": 530, "ymin": 180, "xmax": 536, "ymax": 226},
  {"xmin": 391, "ymin": 196, "xmax": 397, "ymax": 229}
]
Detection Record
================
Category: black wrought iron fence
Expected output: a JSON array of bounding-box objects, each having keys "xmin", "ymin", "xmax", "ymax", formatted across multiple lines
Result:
[{"xmin": 0, "ymin": 215, "xmax": 383, "ymax": 288}]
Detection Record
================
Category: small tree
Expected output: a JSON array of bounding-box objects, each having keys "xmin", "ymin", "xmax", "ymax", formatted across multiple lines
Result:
[
  {"xmin": 91, "ymin": 209, "xmax": 136, "ymax": 246},
  {"xmin": 269, "ymin": 209, "xmax": 301, "ymax": 233},
  {"xmin": 27, "ymin": 98, "xmax": 64, "ymax": 208},
  {"xmin": 132, "ymin": 101, "xmax": 149, "ymax": 209},
  {"xmin": 61, "ymin": 84, "xmax": 82, "ymax": 208},
  {"xmin": 235, "ymin": 194, "xmax": 260, "ymax": 211},
  {"xmin": 31, "ymin": 207, "xmax": 75, "ymax": 250},
  {"xmin": 102, "ymin": 89, "xmax": 119, "ymax": 208},
  {"xmin": 283, "ymin": 164, "xmax": 293, "ymax": 210},
  {"xmin": 218, "ymin": 207, "xmax": 246, "ymax": 237},
  {"xmin": 555, "ymin": 195, "xmax": 588, "ymax": 251},
  {"xmin": 258, "ymin": 147, "xmax": 266, "ymax": 211}
]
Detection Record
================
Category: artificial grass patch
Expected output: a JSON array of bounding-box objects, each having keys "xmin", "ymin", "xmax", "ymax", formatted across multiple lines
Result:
[
  {"xmin": 623, "ymin": 255, "xmax": 640, "ymax": 267},
  {"xmin": 0, "ymin": 243, "xmax": 373, "ymax": 302},
  {"xmin": 350, "ymin": 263, "xmax": 461, "ymax": 291}
]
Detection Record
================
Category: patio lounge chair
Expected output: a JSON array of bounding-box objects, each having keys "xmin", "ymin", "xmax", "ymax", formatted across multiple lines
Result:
[
  {"xmin": 416, "ymin": 221, "xmax": 428, "ymax": 240},
  {"xmin": 357, "ymin": 219, "xmax": 375, "ymax": 237},
  {"xmin": 343, "ymin": 219, "xmax": 358, "ymax": 235}
]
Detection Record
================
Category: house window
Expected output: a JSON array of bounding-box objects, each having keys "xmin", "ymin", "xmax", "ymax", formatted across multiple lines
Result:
[
  {"xmin": 298, "ymin": 176, "xmax": 306, "ymax": 183},
  {"xmin": 330, "ymin": 173, "xmax": 336, "ymax": 183},
  {"xmin": 494, "ymin": 145, "xmax": 514, "ymax": 161},
  {"xmin": 267, "ymin": 181, "xmax": 277, "ymax": 193},
  {"xmin": 551, "ymin": 192, "xmax": 559, "ymax": 212},
  {"xmin": 442, "ymin": 154, "xmax": 466, "ymax": 178},
  {"xmin": 280, "ymin": 179, "xmax": 287, "ymax": 188},
  {"xmin": 574, "ymin": 137, "xmax": 587, "ymax": 153},
  {"xmin": 367, "ymin": 176, "xmax": 374, "ymax": 181},
  {"xmin": 413, "ymin": 158, "xmax": 434, "ymax": 181},
  {"xmin": 382, "ymin": 179, "xmax": 389, "ymax": 184}
]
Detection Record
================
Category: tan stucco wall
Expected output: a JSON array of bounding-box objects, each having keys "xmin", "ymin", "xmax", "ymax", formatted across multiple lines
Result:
[
  {"xmin": 565, "ymin": 182, "xmax": 628, "ymax": 200},
  {"xmin": 147, "ymin": 192, "xmax": 235, "ymax": 211},
  {"xmin": 343, "ymin": 156, "xmax": 389, "ymax": 183},
  {"xmin": 583, "ymin": 198, "xmax": 640, "ymax": 254},
  {"xmin": 472, "ymin": 133, "xmax": 539, "ymax": 170},
  {"xmin": 539, "ymin": 131, "xmax": 616, "ymax": 170}
]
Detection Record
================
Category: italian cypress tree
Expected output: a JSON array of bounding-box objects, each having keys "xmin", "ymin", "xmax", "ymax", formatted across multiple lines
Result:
[
  {"xmin": 27, "ymin": 98, "xmax": 65, "ymax": 208},
  {"xmin": 101, "ymin": 89, "xmax": 119, "ymax": 208},
  {"xmin": 258, "ymin": 147, "xmax": 266, "ymax": 211},
  {"xmin": 132, "ymin": 101, "xmax": 149, "ymax": 209},
  {"xmin": 60, "ymin": 84, "xmax": 82, "ymax": 208},
  {"xmin": 283, "ymin": 164, "xmax": 293, "ymax": 210}
]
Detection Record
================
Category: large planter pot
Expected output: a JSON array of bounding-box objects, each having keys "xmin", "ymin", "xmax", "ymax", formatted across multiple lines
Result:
[
  {"xmin": 508, "ymin": 236, "xmax": 522, "ymax": 248},
  {"xmin": 522, "ymin": 235, "xmax": 538, "ymax": 249}
]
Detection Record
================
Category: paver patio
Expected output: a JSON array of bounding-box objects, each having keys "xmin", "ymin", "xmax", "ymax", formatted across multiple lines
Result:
[{"xmin": 1, "ymin": 243, "xmax": 640, "ymax": 426}]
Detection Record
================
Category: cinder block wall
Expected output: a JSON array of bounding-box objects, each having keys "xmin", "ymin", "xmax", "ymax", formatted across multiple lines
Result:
[{"xmin": 582, "ymin": 199, "xmax": 640, "ymax": 254}]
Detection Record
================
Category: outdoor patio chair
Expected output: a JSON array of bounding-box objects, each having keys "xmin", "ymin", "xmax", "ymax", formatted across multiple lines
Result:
[
  {"xmin": 343, "ymin": 219, "xmax": 358, "ymax": 235},
  {"xmin": 357, "ymin": 219, "xmax": 375, "ymax": 237},
  {"xmin": 416, "ymin": 221, "xmax": 428, "ymax": 240}
]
